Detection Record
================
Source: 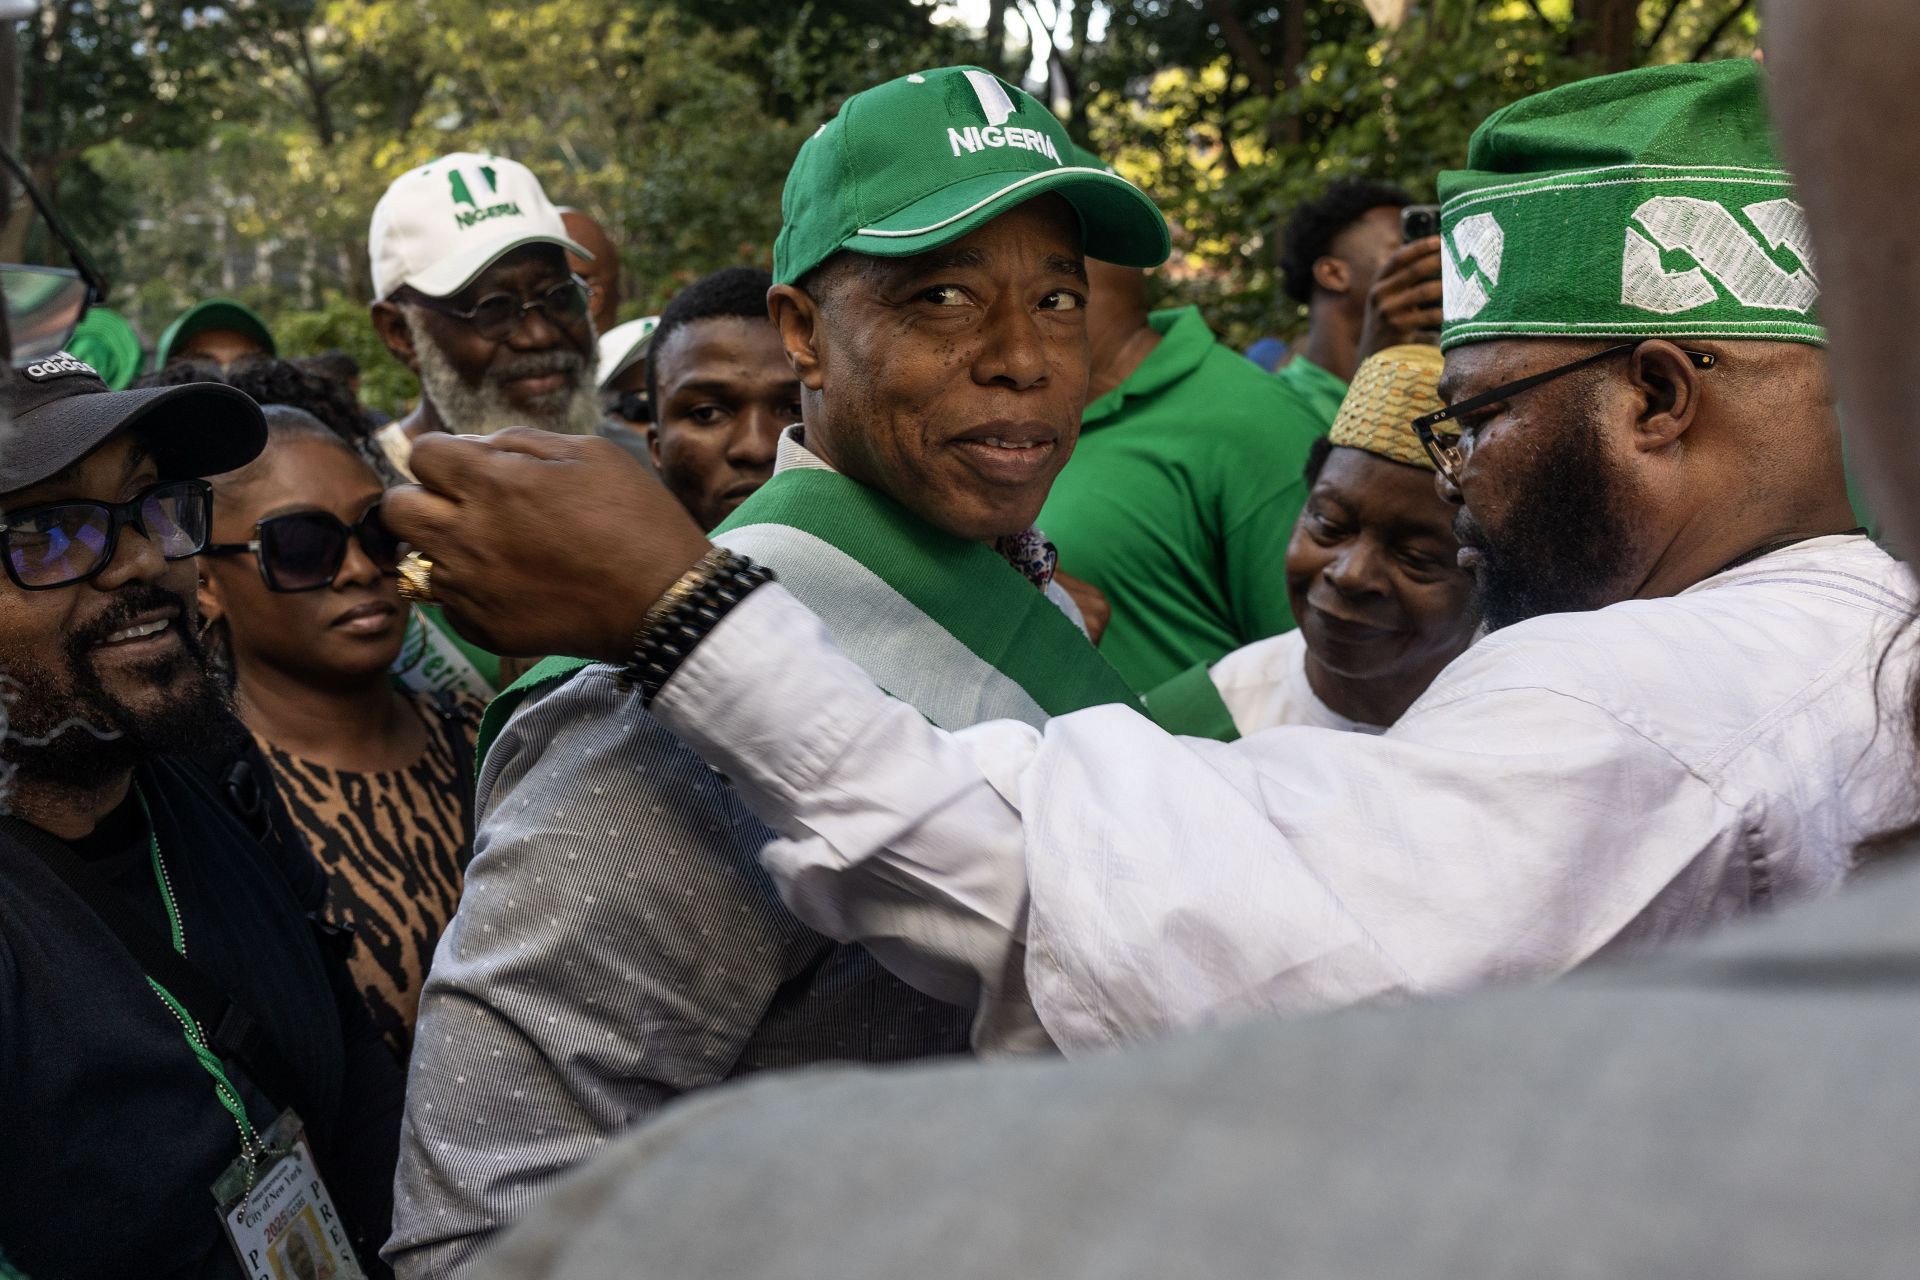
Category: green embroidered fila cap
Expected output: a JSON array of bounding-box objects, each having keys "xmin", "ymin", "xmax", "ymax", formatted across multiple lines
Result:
[
  {"xmin": 774, "ymin": 66, "xmax": 1170, "ymax": 286},
  {"xmin": 1436, "ymin": 59, "xmax": 1821, "ymax": 351}
]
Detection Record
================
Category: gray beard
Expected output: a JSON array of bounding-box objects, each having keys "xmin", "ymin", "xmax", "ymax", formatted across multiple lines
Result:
[{"xmin": 404, "ymin": 307, "xmax": 603, "ymax": 437}]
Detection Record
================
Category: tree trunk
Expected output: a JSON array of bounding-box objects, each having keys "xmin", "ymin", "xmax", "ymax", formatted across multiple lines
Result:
[
  {"xmin": 16, "ymin": 0, "xmax": 73, "ymax": 246},
  {"xmin": 1688, "ymin": 0, "xmax": 1755, "ymax": 61},
  {"xmin": 1279, "ymin": 0, "xmax": 1306, "ymax": 146},
  {"xmin": 1201, "ymin": 0, "xmax": 1298, "ymax": 149},
  {"xmin": 1063, "ymin": 0, "xmax": 1091, "ymax": 122},
  {"xmin": 0, "ymin": 18, "xmax": 18, "ymax": 262},
  {"xmin": 0, "ymin": 20, "xmax": 16, "ymax": 159},
  {"xmin": 1571, "ymin": 0, "xmax": 1639, "ymax": 71},
  {"xmin": 1643, "ymin": 0, "xmax": 1687, "ymax": 56},
  {"xmin": 1202, "ymin": 0, "xmax": 1276, "ymax": 91},
  {"xmin": 0, "ymin": 152, "xmax": 50, "ymax": 266},
  {"xmin": 985, "ymin": 0, "xmax": 1009, "ymax": 77},
  {"xmin": 292, "ymin": 26, "xmax": 337, "ymax": 148}
]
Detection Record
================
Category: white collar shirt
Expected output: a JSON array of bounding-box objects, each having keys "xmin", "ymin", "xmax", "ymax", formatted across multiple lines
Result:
[{"xmin": 1207, "ymin": 628, "xmax": 1388, "ymax": 737}]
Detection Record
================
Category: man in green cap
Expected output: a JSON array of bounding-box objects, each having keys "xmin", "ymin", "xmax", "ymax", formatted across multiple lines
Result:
[
  {"xmin": 382, "ymin": 58, "xmax": 1914, "ymax": 1057},
  {"xmin": 387, "ymin": 65, "xmax": 1167, "ymax": 1274},
  {"xmin": 1037, "ymin": 142, "xmax": 1328, "ymax": 692},
  {"xmin": 152, "ymin": 296, "xmax": 276, "ymax": 371}
]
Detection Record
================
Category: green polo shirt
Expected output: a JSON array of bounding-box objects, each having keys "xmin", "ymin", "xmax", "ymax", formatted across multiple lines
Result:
[
  {"xmin": 1039, "ymin": 306, "xmax": 1329, "ymax": 693},
  {"xmin": 1273, "ymin": 355, "xmax": 1349, "ymax": 433}
]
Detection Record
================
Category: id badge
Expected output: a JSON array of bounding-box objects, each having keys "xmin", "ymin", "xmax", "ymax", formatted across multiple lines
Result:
[{"xmin": 213, "ymin": 1109, "xmax": 368, "ymax": 1280}]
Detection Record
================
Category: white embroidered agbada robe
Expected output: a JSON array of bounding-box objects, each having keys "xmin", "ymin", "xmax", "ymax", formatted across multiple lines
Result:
[{"xmin": 654, "ymin": 534, "xmax": 1917, "ymax": 1051}]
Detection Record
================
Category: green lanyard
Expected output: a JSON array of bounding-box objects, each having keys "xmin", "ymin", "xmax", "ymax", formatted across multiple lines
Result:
[{"xmin": 134, "ymin": 787, "xmax": 264, "ymax": 1173}]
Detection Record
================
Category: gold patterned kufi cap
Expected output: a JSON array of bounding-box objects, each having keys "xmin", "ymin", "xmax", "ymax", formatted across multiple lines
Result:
[{"xmin": 1326, "ymin": 344, "xmax": 1445, "ymax": 470}]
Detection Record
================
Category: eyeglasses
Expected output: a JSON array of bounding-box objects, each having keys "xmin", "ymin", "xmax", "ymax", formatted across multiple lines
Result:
[
  {"xmin": 0, "ymin": 142, "xmax": 108, "ymax": 363},
  {"xmin": 406, "ymin": 274, "xmax": 593, "ymax": 343},
  {"xmin": 202, "ymin": 504, "xmax": 401, "ymax": 593},
  {"xmin": 1411, "ymin": 342, "xmax": 1718, "ymax": 486},
  {"xmin": 1, "ymin": 479, "xmax": 210, "ymax": 590}
]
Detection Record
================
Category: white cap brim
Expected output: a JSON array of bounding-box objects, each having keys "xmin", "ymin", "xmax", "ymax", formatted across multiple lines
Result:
[
  {"xmin": 389, "ymin": 232, "xmax": 594, "ymax": 300},
  {"xmin": 596, "ymin": 317, "xmax": 660, "ymax": 389}
]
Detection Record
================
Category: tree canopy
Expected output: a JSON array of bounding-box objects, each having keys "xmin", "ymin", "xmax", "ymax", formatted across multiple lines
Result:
[{"xmin": 14, "ymin": 0, "xmax": 1758, "ymax": 410}]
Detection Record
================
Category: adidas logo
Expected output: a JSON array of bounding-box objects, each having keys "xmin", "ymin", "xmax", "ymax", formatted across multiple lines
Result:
[{"xmin": 22, "ymin": 352, "xmax": 99, "ymax": 383}]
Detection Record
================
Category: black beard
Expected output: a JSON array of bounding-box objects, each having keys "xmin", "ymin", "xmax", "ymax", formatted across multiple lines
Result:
[
  {"xmin": 1, "ymin": 584, "xmax": 239, "ymax": 792},
  {"xmin": 1457, "ymin": 403, "xmax": 1644, "ymax": 633}
]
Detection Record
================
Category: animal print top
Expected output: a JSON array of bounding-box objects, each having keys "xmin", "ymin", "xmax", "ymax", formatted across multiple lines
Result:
[{"xmin": 258, "ymin": 689, "xmax": 480, "ymax": 1057}]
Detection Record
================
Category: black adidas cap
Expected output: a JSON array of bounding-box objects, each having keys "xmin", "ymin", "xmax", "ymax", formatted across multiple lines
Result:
[{"xmin": 0, "ymin": 351, "xmax": 266, "ymax": 496}]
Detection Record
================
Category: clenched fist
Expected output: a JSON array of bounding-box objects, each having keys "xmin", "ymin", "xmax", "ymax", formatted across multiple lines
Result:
[{"xmin": 381, "ymin": 429, "xmax": 713, "ymax": 663}]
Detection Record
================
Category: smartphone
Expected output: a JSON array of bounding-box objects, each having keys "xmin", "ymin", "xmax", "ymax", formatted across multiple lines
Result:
[{"xmin": 1402, "ymin": 204, "xmax": 1441, "ymax": 243}]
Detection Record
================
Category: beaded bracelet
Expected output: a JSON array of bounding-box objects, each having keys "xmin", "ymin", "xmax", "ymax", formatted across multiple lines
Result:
[{"xmin": 619, "ymin": 548, "xmax": 777, "ymax": 704}]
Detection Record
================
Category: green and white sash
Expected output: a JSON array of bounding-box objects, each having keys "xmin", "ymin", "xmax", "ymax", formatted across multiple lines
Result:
[
  {"xmin": 476, "ymin": 466, "xmax": 1138, "ymax": 762},
  {"xmin": 711, "ymin": 467, "xmax": 1136, "ymax": 727},
  {"xmin": 392, "ymin": 604, "xmax": 498, "ymax": 702}
]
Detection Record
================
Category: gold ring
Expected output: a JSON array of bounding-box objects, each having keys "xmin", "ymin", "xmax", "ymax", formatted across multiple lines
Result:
[{"xmin": 397, "ymin": 552, "xmax": 438, "ymax": 604}]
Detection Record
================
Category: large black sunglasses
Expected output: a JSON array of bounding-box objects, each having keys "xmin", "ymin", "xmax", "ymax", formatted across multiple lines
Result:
[
  {"xmin": 1, "ymin": 479, "xmax": 211, "ymax": 590},
  {"xmin": 406, "ymin": 274, "xmax": 592, "ymax": 343},
  {"xmin": 202, "ymin": 504, "xmax": 401, "ymax": 593},
  {"xmin": 1411, "ymin": 342, "xmax": 1717, "ymax": 485}
]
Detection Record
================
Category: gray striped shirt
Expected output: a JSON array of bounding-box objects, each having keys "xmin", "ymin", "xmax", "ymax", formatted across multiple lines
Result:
[{"xmin": 386, "ymin": 665, "xmax": 972, "ymax": 1277}]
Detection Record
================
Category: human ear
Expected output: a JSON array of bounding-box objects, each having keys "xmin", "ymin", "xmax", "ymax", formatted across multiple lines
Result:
[
  {"xmin": 1624, "ymin": 340, "xmax": 1703, "ymax": 453},
  {"xmin": 196, "ymin": 571, "xmax": 225, "ymax": 628},
  {"xmin": 370, "ymin": 300, "xmax": 421, "ymax": 375},
  {"xmin": 768, "ymin": 284, "xmax": 826, "ymax": 391},
  {"xmin": 1312, "ymin": 255, "xmax": 1352, "ymax": 296}
]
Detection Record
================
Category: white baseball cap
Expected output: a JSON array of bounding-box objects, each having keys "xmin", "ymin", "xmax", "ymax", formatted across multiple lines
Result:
[
  {"xmin": 369, "ymin": 151, "xmax": 592, "ymax": 300},
  {"xmin": 596, "ymin": 316, "xmax": 660, "ymax": 389}
]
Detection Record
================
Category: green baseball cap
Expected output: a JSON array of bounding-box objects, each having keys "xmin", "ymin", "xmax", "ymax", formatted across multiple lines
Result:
[
  {"xmin": 67, "ymin": 306, "xmax": 144, "ymax": 390},
  {"xmin": 774, "ymin": 66, "xmax": 1170, "ymax": 285},
  {"xmin": 1064, "ymin": 140, "xmax": 1113, "ymax": 174},
  {"xmin": 153, "ymin": 297, "xmax": 278, "ymax": 370}
]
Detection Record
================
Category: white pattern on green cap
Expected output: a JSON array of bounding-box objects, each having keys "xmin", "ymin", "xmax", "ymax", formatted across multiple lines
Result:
[{"xmin": 1436, "ymin": 60, "xmax": 1822, "ymax": 351}]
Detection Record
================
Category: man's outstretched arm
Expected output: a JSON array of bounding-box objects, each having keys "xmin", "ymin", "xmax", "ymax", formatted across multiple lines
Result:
[
  {"xmin": 655, "ymin": 582, "xmax": 1051, "ymax": 1050},
  {"xmin": 380, "ymin": 431, "xmax": 1745, "ymax": 1053},
  {"xmin": 380, "ymin": 430, "xmax": 1048, "ymax": 1046}
]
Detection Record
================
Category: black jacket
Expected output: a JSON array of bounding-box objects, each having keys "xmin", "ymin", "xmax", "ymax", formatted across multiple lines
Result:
[{"xmin": 0, "ymin": 756, "xmax": 405, "ymax": 1277}]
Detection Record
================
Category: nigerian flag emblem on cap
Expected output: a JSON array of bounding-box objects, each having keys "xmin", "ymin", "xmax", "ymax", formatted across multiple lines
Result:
[
  {"xmin": 1436, "ymin": 59, "xmax": 1820, "ymax": 351},
  {"xmin": 774, "ymin": 65, "xmax": 1171, "ymax": 285}
]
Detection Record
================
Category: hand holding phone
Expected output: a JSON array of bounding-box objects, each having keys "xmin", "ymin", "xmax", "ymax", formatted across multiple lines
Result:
[
  {"xmin": 1358, "ymin": 235, "xmax": 1445, "ymax": 359},
  {"xmin": 1401, "ymin": 204, "xmax": 1441, "ymax": 243}
]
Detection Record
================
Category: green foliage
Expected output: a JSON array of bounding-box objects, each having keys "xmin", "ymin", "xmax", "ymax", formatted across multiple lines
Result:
[
  {"xmin": 7, "ymin": 0, "xmax": 239, "ymax": 264},
  {"xmin": 22, "ymin": 0, "xmax": 1762, "ymax": 375},
  {"xmin": 1229, "ymin": 11, "xmax": 1584, "ymax": 339},
  {"xmin": 273, "ymin": 293, "xmax": 419, "ymax": 415},
  {"xmin": 28, "ymin": 0, "xmax": 968, "ymax": 404},
  {"xmin": 1081, "ymin": 0, "xmax": 1756, "ymax": 346}
]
